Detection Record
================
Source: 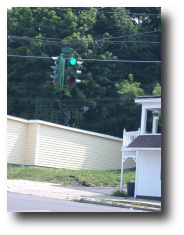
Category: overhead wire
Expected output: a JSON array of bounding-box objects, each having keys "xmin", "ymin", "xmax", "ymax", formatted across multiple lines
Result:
[
  {"xmin": 7, "ymin": 55, "xmax": 161, "ymax": 63},
  {"xmin": 101, "ymin": 40, "xmax": 161, "ymax": 44},
  {"xmin": 7, "ymin": 8, "xmax": 161, "ymax": 42},
  {"xmin": 9, "ymin": 30, "xmax": 161, "ymax": 44},
  {"xmin": 7, "ymin": 100, "xmax": 134, "ymax": 107},
  {"xmin": 7, "ymin": 96, "xmax": 138, "ymax": 107},
  {"xmin": 7, "ymin": 97, "xmax": 128, "ymax": 101},
  {"xmin": 9, "ymin": 103, "xmax": 130, "ymax": 107},
  {"xmin": 9, "ymin": 6, "xmax": 161, "ymax": 16},
  {"xmin": 9, "ymin": 35, "xmax": 161, "ymax": 46},
  {"xmin": 8, "ymin": 8, "xmax": 161, "ymax": 47},
  {"xmin": 8, "ymin": 36, "xmax": 86, "ymax": 47},
  {"xmin": 8, "ymin": 19, "xmax": 85, "ymax": 38},
  {"xmin": 8, "ymin": 9, "xmax": 161, "ymax": 105},
  {"xmin": 7, "ymin": 95, "xmax": 151, "ymax": 108},
  {"xmin": 7, "ymin": 97, "xmax": 142, "ymax": 107},
  {"xmin": 56, "ymin": 8, "xmax": 161, "ymax": 16}
]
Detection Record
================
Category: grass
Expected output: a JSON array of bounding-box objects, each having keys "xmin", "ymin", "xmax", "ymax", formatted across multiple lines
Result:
[
  {"xmin": 7, "ymin": 165, "xmax": 135, "ymax": 187},
  {"xmin": 99, "ymin": 199, "xmax": 118, "ymax": 205},
  {"xmin": 99, "ymin": 198, "xmax": 108, "ymax": 203},
  {"xmin": 132, "ymin": 202, "xmax": 141, "ymax": 207}
]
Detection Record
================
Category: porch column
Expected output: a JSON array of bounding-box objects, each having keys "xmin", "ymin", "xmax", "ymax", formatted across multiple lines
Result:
[
  {"xmin": 120, "ymin": 151, "xmax": 124, "ymax": 192},
  {"xmin": 134, "ymin": 151, "xmax": 139, "ymax": 198},
  {"xmin": 152, "ymin": 116, "xmax": 159, "ymax": 134},
  {"xmin": 141, "ymin": 107, "xmax": 147, "ymax": 134}
]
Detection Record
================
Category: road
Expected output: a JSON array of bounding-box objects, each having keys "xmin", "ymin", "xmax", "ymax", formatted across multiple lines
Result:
[{"xmin": 7, "ymin": 193, "xmax": 146, "ymax": 212}]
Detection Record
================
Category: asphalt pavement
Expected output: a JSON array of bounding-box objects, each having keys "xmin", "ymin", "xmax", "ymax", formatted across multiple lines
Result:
[
  {"xmin": 7, "ymin": 179, "xmax": 161, "ymax": 212},
  {"xmin": 7, "ymin": 193, "xmax": 146, "ymax": 212}
]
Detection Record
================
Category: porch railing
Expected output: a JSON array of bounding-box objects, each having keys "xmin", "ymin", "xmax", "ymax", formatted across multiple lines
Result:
[{"xmin": 123, "ymin": 128, "xmax": 141, "ymax": 147}]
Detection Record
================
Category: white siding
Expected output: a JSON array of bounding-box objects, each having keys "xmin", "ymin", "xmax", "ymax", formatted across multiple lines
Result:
[
  {"xmin": 37, "ymin": 124, "xmax": 122, "ymax": 170},
  {"xmin": 7, "ymin": 119, "xmax": 27, "ymax": 165},
  {"xmin": 136, "ymin": 151, "xmax": 161, "ymax": 197},
  {"xmin": 25, "ymin": 123, "xmax": 37, "ymax": 165}
]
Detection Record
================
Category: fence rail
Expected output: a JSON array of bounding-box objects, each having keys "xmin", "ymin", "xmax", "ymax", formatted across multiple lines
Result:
[{"xmin": 123, "ymin": 128, "xmax": 141, "ymax": 147}]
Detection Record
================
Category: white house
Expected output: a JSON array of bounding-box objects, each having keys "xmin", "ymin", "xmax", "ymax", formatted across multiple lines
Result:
[{"xmin": 120, "ymin": 95, "xmax": 161, "ymax": 200}]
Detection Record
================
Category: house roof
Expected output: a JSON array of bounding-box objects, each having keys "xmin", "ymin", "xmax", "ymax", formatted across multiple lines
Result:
[{"xmin": 127, "ymin": 135, "xmax": 161, "ymax": 148}]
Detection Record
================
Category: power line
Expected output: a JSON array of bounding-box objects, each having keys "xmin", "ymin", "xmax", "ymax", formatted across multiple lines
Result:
[
  {"xmin": 8, "ymin": 7, "xmax": 161, "ymax": 16},
  {"xmin": 56, "ymin": 8, "xmax": 161, "ymax": 16},
  {"xmin": 7, "ymin": 55, "xmax": 161, "ymax": 63},
  {"xmin": 98, "ymin": 30, "xmax": 161, "ymax": 42},
  {"xmin": 7, "ymin": 96, "xmax": 153, "ymax": 107},
  {"xmin": 8, "ymin": 36, "xmax": 91, "ymax": 47},
  {"xmin": 8, "ymin": 102, "xmax": 133, "ymax": 107},
  {"xmin": 7, "ymin": 97, "xmax": 125, "ymax": 101},
  {"xmin": 9, "ymin": 30, "xmax": 161, "ymax": 44},
  {"xmin": 101, "ymin": 40, "xmax": 161, "ymax": 44},
  {"xmin": 7, "ymin": 96, "xmax": 140, "ymax": 107},
  {"xmin": 8, "ymin": 20, "xmax": 95, "ymax": 40},
  {"xmin": 7, "ymin": 55, "xmax": 50, "ymax": 59},
  {"xmin": 9, "ymin": 35, "xmax": 161, "ymax": 46},
  {"xmin": 8, "ymin": 17, "xmax": 161, "ymax": 42},
  {"xmin": 9, "ymin": 36, "xmax": 75, "ymax": 46}
]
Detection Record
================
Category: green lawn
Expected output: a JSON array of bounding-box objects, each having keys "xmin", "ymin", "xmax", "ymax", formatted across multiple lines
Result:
[{"xmin": 7, "ymin": 165, "xmax": 135, "ymax": 187}]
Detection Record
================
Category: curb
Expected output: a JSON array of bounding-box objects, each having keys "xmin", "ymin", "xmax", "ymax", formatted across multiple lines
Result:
[
  {"xmin": 112, "ymin": 199, "xmax": 161, "ymax": 208},
  {"xmin": 76, "ymin": 199, "xmax": 161, "ymax": 212}
]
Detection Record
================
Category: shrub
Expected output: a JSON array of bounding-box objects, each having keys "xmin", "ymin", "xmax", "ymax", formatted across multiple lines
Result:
[{"xmin": 111, "ymin": 190, "xmax": 128, "ymax": 197}]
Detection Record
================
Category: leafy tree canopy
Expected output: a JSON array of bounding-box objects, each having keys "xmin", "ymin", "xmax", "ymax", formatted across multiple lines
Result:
[{"xmin": 7, "ymin": 7, "xmax": 161, "ymax": 137}]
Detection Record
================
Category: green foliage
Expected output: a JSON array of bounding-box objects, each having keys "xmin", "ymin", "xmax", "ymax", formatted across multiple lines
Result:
[
  {"xmin": 7, "ymin": 7, "xmax": 161, "ymax": 137},
  {"xmin": 114, "ymin": 75, "xmax": 145, "ymax": 132},
  {"xmin": 116, "ymin": 74, "xmax": 145, "ymax": 98},
  {"xmin": 152, "ymin": 83, "xmax": 161, "ymax": 95}
]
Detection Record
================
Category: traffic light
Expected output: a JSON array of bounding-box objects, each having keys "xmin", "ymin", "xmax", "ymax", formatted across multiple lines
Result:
[
  {"xmin": 50, "ymin": 54, "xmax": 65, "ymax": 86},
  {"xmin": 65, "ymin": 56, "xmax": 82, "ymax": 86}
]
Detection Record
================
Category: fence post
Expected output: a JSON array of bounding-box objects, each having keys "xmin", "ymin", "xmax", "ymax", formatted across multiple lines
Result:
[
  {"xmin": 138, "ymin": 128, "xmax": 141, "ymax": 135},
  {"xmin": 123, "ymin": 129, "xmax": 126, "ymax": 147}
]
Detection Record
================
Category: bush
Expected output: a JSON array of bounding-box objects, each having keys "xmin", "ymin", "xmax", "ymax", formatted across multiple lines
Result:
[{"xmin": 111, "ymin": 190, "xmax": 128, "ymax": 197}]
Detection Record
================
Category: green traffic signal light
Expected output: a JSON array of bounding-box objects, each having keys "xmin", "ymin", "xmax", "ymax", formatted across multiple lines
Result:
[{"xmin": 69, "ymin": 57, "xmax": 77, "ymax": 66}]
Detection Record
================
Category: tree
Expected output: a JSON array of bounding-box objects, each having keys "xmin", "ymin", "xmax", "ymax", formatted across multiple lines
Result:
[
  {"xmin": 7, "ymin": 7, "xmax": 97, "ymax": 125},
  {"xmin": 152, "ymin": 83, "xmax": 161, "ymax": 95},
  {"xmin": 115, "ymin": 74, "xmax": 145, "ymax": 132},
  {"xmin": 7, "ymin": 7, "xmax": 161, "ymax": 137}
]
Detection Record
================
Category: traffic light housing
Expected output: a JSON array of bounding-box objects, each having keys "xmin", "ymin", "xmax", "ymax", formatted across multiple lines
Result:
[
  {"xmin": 50, "ymin": 54, "xmax": 65, "ymax": 86},
  {"xmin": 66, "ymin": 56, "xmax": 82, "ymax": 86}
]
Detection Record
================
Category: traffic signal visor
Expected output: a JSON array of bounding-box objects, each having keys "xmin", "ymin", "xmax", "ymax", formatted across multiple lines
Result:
[
  {"xmin": 51, "ymin": 57, "xmax": 59, "ymax": 62},
  {"xmin": 50, "ymin": 55, "xmax": 65, "ymax": 86},
  {"xmin": 50, "ymin": 57, "xmax": 59, "ymax": 83}
]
